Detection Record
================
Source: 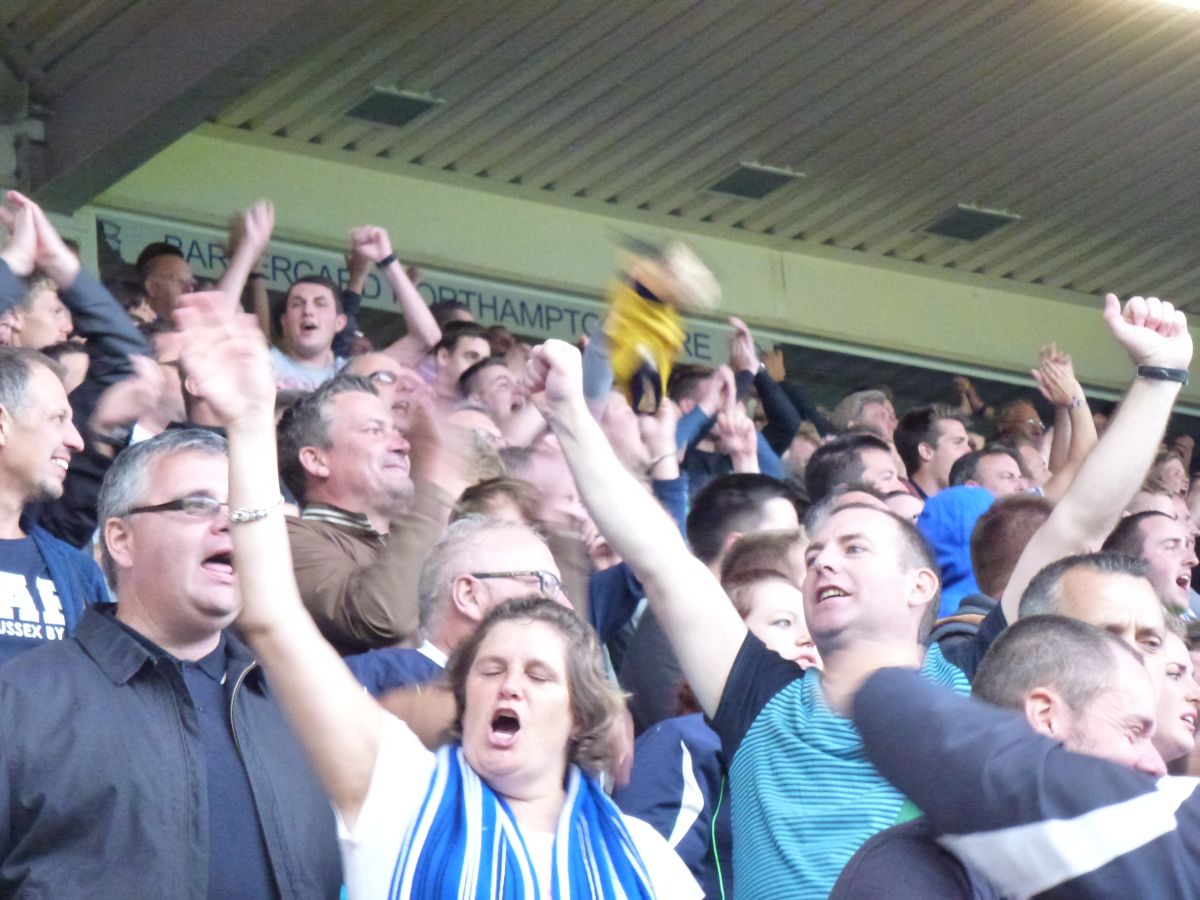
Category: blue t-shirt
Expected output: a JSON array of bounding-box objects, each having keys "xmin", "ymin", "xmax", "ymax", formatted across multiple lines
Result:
[
  {"xmin": 0, "ymin": 536, "xmax": 67, "ymax": 665},
  {"xmin": 711, "ymin": 634, "xmax": 971, "ymax": 900}
]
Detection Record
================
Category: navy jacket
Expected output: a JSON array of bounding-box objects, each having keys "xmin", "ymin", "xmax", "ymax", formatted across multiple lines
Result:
[
  {"xmin": 0, "ymin": 606, "xmax": 342, "ymax": 898},
  {"xmin": 0, "ymin": 518, "xmax": 109, "ymax": 666}
]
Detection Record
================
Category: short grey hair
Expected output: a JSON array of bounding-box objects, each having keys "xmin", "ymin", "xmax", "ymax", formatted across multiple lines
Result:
[
  {"xmin": 0, "ymin": 347, "xmax": 66, "ymax": 415},
  {"xmin": 417, "ymin": 514, "xmax": 548, "ymax": 633},
  {"xmin": 1019, "ymin": 552, "xmax": 1151, "ymax": 619},
  {"xmin": 829, "ymin": 389, "xmax": 889, "ymax": 434},
  {"xmin": 97, "ymin": 428, "xmax": 228, "ymax": 585},
  {"xmin": 975, "ymin": 614, "xmax": 1144, "ymax": 714}
]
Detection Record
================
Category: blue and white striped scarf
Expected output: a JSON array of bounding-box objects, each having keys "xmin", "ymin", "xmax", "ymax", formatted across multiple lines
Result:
[{"xmin": 390, "ymin": 745, "xmax": 657, "ymax": 899}]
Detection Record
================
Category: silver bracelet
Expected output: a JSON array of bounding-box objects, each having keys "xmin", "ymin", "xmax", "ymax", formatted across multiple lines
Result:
[{"xmin": 228, "ymin": 496, "xmax": 285, "ymax": 524}]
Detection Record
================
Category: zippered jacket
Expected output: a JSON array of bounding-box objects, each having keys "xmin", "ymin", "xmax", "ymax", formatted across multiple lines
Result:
[{"xmin": 0, "ymin": 605, "xmax": 342, "ymax": 898}]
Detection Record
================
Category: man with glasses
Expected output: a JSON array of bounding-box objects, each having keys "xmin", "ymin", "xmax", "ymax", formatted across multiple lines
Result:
[
  {"xmin": 0, "ymin": 428, "xmax": 341, "ymax": 897},
  {"xmin": 344, "ymin": 514, "xmax": 568, "ymax": 697},
  {"xmin": 341, "ymin": 351, "xmax": 431, "ymax": 433}
]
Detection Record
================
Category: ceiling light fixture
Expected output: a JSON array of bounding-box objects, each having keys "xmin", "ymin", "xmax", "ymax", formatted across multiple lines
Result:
[
  {"xmin": 346, "ymin": 88, "xmax": 443, "ymax": 128},
  {"xmin": 707, "ymin": 162, "xmax": 803, "ymax": 200}
]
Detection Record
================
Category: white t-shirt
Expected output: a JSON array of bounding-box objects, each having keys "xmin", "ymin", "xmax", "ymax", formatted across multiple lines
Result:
[
  {"xmin": 269, "ymin": 346, "xmax": 345, "ymax": 392},
  {"xmin": 337, "ymin": 713, "xmax": 701, "ymax": 900}
]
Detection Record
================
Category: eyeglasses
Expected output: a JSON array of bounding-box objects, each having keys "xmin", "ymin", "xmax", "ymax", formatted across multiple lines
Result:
[
  {"xmin": 470, "ymin": 570, "xmax": 566, "ymax": 598},
  {"xmin": 127, "ymin": 495, "xmax": 228, "ymax": 520}
]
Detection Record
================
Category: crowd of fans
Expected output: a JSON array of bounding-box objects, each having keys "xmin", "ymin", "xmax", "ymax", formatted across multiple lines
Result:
[{"xmin": 2, "ymin": 186, "xmax": 1200, "ymax": 898}]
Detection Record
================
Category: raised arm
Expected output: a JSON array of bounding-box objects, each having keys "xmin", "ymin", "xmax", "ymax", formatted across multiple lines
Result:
[
  {"xmin": 350, "ymin": 226, "xmax": 441, "ymax": 365},
  {"xmin": 530, "ymin": 340, "xmax": 745, "ymax": 714},
  {"xmin": 176, "ymin": 292, "xmax": 381, "ymax": 827},
  {"xmin": 1000, "ymin": 294, "xmax": 1193, "ymax": 623},
  {"xmin": 1032, "ymin": 346, "xmax": 1098, "ymax": 503},
  {"xmin": 216, "ymin": 200, "xmax": 275, "ymax": 314}
]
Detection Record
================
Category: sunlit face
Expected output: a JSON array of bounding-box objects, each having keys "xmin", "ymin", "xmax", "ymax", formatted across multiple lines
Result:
[
  {"xmin": 859, "ymin": 447, "xmax": 901, "ymax": 494},
  {"xmin": 461, "ymin": 619, "xmax": 575, "ymax": 801},
  {"xmin": 803, "ymin": 506, "xmax": 931, "ymax": 650},
  {"xmin": 1017, "ymin": 444, "xmax": 1051, "ymax": 490},
  {"xmin": 1, "ymin": 364, "xmax": 83, "ymax": 503},
  {"xmin": 925, "ymin": 419, "xmax": 971, "ymax": 489},
  {"xmin": 342, "ymin": 353, "xmax": 430, "ymax": 433},
  {"xmin": 972, "ymin": 452, "xmax": 1025, "ymax": 498},
  {"xmin": 314, "ymin": 391, "xmax": 413, "ymax": 518},
  {"xmin": 1160, "ymin": 457, "xmax": 1190, "ymax": 497},
  {"xmin": 1058, "ymin": 647, "xmax": 1165, "ymax": 776},
  {"xmin": 1055, "ymin": 569, "xmax": 1168, "ymax": 687},
  {"xmin": 438, "ymin": 336, "xmax": 491, "ymax": 385},
  {"xmin": 15, "ymin": 285, "xmax": 73, "ymax": 349},
  {"xmin": 857, "ymin": 400, "xmax": 898, "ymax": 442},
  {"xmin": 741, "ymin": 578, "xmax": 821, "ymax": 669},
  {"xmin": 281, "ymin": 283, "xmax": 345, "ymax": 360},
  {"xmin": 1137, "ymin": 514, "xmax": 1198, "ymax": 613},
  {"xmin": 1154, "ymin": 634, "xmax": 1200, "ymax": 764},
  {"xmin": 469, "ymin": 363, "xmax": 519, "ymax": 423},
  {"xmin": 108, "ymin": 451, "xmax": 239, "ymax": 640}
]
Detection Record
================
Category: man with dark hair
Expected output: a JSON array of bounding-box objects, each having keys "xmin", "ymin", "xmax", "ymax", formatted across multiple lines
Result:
[
  {"xmin": 271, "ymin": 226, "xmax": 440, "ymax": 392},
  {"xmin": 532, "ymin": 339, "xmax": 966, "ymax": 896},
  {"xmin": 0, "ymin": 428, "xmax": 341, "ymax": 897},
  {"xmin": 1101, "ymin": 510, "xmax": 1198, "ymax": 614},
  {"xmin": 458, "ymin": 356, "xmax": 520, "ymax": 426},
  {"xmin": 430, "ymin": 320, "xmax": 491, "ymax": 407},
  {"xmin": 832, "ymin": 616, "xmax": 1164, "ymax": 899},
  {"xmin": 1018, "ymin": 552, "xmax": 1168, "ymax": 684},
  {"xmin": 278, "ymin": 375, "xmax": 470, "ymax": 654},
  {"xmin": 948, "ymin": 445, "xmax": 1026, "ymax": 498},
  {"xmin": 620, "ymin": 472, "xmax": 801, "ymax": 731},
  {"xmin": 894, "ymin": 404, "xmax": 971, "ymax": 500},
  {"xmin": 135, "ymin": 241, "xmax": 194, "ymax": 322},
  {"xmin": 805, "ymin": 431, "xmax": 902, "ymax": 505},
  {"xmin": 270, "ymin": 274, "xmax": 347, "ymax": 391}
]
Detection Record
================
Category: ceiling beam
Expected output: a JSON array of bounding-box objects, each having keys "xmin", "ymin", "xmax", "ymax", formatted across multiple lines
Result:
[{"xmin": 30, "ymin": 0, "xmax": 374, "ymax": 213}]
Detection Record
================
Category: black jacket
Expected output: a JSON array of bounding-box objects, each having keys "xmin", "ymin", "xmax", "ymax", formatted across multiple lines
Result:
[{"xmin": 0, "ymin": 606, "xmax": 342, "ymax": 898}]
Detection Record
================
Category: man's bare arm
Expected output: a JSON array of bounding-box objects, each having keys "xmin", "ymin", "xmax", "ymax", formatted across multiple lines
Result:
[
  {"xmin": 1001, "ymin": 294, "xmax": 1193, "ymax": 623},
  {"xmin": 350, "ymin": 226, "xmax": 442, "ymax": 365},
  {"xmin": 530, "ymin": 340, "xmax": 745, "ymax": 715}
]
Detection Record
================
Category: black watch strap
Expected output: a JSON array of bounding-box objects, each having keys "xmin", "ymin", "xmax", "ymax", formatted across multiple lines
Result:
[{"xmin": 1136, "ymin": 366, "xmax": 1189, "ymax": 385}]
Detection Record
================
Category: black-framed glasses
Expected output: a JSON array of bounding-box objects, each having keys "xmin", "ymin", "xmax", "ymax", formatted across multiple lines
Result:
[
  {"xmin": 470, "ymin": 570, "xmax": 566, "ymax": 598},
  {"xmin": 127, "ymin": 495, "xmax": 228, "ymax": 520}
]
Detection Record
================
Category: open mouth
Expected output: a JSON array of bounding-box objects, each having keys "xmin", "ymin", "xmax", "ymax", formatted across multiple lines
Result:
[
  {"xmin": 202, "ymin": 551, "xmax": 235, "ymax": 579},
  {"xmin": 1182, "ymin": 711, "xmax": 1196, "ymax": 734},
  {"xmin": 489, "ymin": 710, "xmax": 521, "ymax": 748},
  {"xmin": 1177, "ymin": 573, "xmax": 1192, "ymax": 593},
  {"xmin": 816, "ymin": 586, "xmax": 848, "ymax": 603}
]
